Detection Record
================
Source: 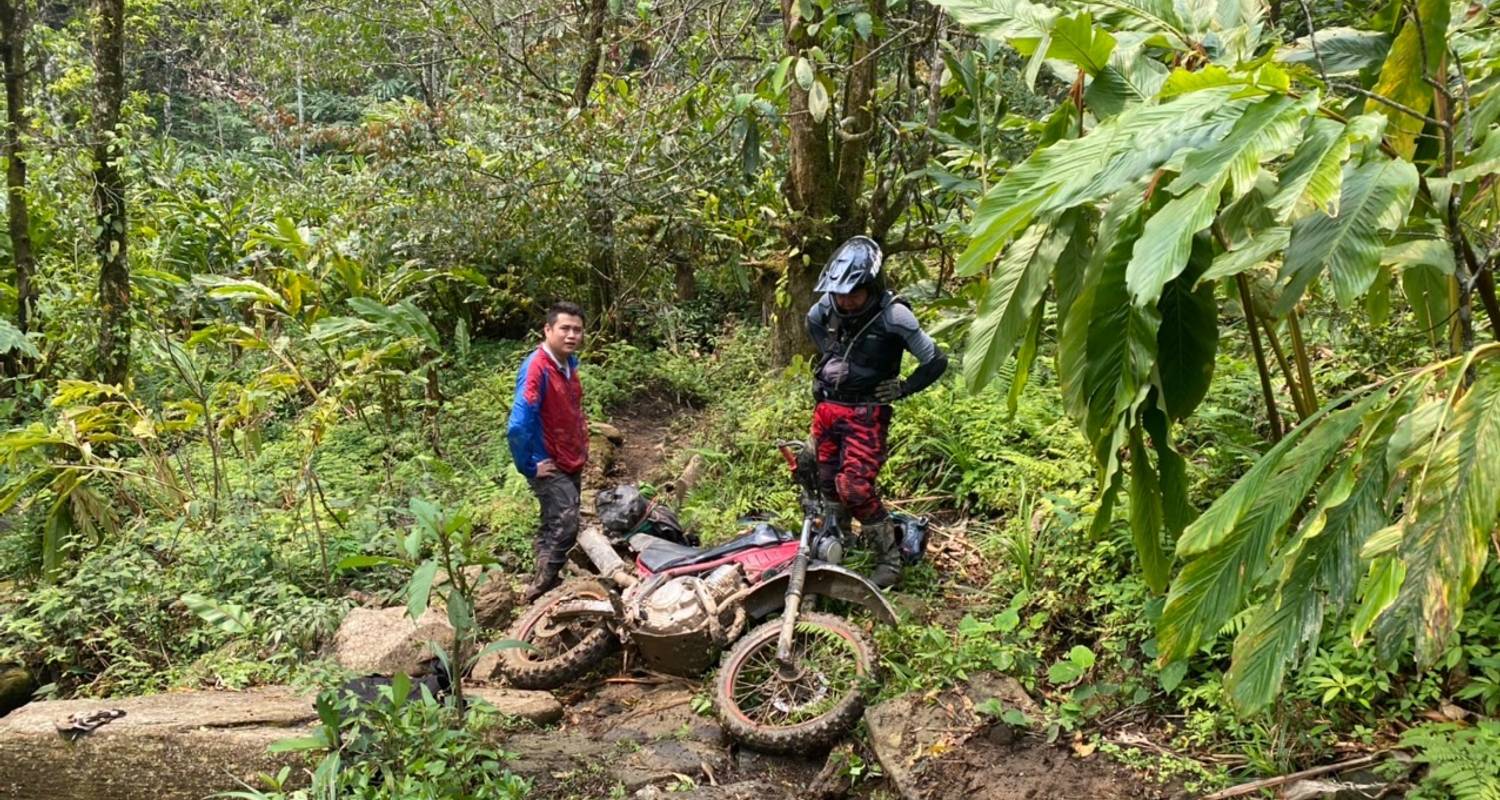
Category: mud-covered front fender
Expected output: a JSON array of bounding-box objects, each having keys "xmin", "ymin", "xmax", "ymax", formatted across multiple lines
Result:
[{"xmin": 742, "ymin": 565, "xmax": 899, "ymax": 625}]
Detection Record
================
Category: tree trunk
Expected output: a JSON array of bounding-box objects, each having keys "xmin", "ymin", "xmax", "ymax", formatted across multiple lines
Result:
[
  {"xmin": 769, "ymin": 0, "xmax": 884, "ymax": 366},
  {"xmin": 92, "ymin": 0, "xmax": 128, "ymax": 386},
  {"xmin": 572, "ymin": 0, "xmax": 609, "ymax": 109},
  {"xmin": 0, "ymin": 0, "xmax": 35, "ymax": 365},
  {"xmin": 673, "ymin": 254, "xmax": 697, "ymax": 302},
  {"xmin": 585, "ymin": 191, "xmax": 616, "ymax": 331}
]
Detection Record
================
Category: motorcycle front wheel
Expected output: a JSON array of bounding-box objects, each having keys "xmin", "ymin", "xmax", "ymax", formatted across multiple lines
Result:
[
  {"xmin": 497, "ymin": 578, "xmax": 617, "ymax": 690},
  {"xmin": 711, "ymin": 611, "xmax": 877, "ymax": 753}
]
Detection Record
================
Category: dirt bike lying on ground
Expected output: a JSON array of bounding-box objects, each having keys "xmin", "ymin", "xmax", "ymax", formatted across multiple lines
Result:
[{"xmin": 497, "ymin": 441, "xmax": 927, "ymax": 752}]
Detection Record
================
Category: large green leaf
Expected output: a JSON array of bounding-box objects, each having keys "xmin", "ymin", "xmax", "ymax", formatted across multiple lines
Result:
[
  {"xmin": 928, "ymin": 0, "xmax": 1057, "ymax": 42},
  {"xmin": 959, "ymin": 88, "xmax": 1242, "ymax": 274},
  {"xmin": 1160, "ymin": 393, "xmax": 1379, "ymax": 661},
  {"xmin": 1368, "ymin": 362, "xmax": 1500, "ymax": 665},
  {"xmin": 1129, "ymin": 427, "xmax": 1171, "ymax": 593},
  {"xmin": 1084, "ymin": 40, "xmax": 1170, "ymax": 116},
  {"xmin": 1268, "ymin": 118, "xmax": 1348, "ymax": 222},
  {"xmin": 0, "ymin": 319, "xmax": 40, "ymax": 360},
  {"xmin": 1126, "ymin": 177, "xmax": 1223, "ymax": 307},
  {"xmin": 1060, "ymin": 195, "xmax": 1156, "ymax": 445},
  {"xmin": 1201, "ymin": 226, "xmax": 1289, "ymax": 283},
  {"xmin": 1156, "ymin": 240, "xmax": 1219, "ymax": 421},
  {"xmin": 964, "ymin": 212, "xmax": 1080, "ymax": 391},
  {"xmin": 1224, "ymin": 384, "xmax": 1416, "ymax": 712},
  {"xmin": 1367, "ymin": 0, "xmax": 1451, "ymax": 158},
  {"xmin": 1169, "ymin": 92, "xmax": 1312, "ymax": 199},
  {"xmin": 1045, "ymin": 12, "xmax": 1116, "ymax": 75},
  {"xmin": 1276, "ymin": 157, "xmax": 1419, "ymax": 314},
  {"xmin": 1277, "ymin": 27, "xmax": 1394, "ymax": 76}
]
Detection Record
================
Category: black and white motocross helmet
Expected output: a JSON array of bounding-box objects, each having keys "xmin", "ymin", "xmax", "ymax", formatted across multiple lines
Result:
[{"xmin": 815, "ymin": 236, "xmax": 884, "ymax": 294}]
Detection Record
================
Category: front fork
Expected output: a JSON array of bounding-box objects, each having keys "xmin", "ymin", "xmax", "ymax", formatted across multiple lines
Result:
[{"xmin": 775, "ymin": 516, "xmax": 815, "ymax": 667}]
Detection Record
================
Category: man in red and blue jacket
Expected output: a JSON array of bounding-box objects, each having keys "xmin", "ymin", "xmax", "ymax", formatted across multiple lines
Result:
[{"xmin": 508, "ymin": 302, "xmax": 590, "ymax": 603}]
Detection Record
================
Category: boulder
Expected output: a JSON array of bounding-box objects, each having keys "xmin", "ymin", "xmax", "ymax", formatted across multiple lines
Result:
[
  {"xmin": 503, "ymin": 684, "xmax": 728, "ymax": 792},
  {"xmin": 465, "ymin": 687, "xmax": 563, "ymax": 725},
  {"xmin": 0, "ymin": 688, "xmax": 315, "ymax": 800},
  {"xmin": 0, "ymin": 665, "xmax": 34, "ymax": 716},
  {"xmin": 332, "ymin": 606, "xmax": 454, "ymax": 676},
  {"xmin": 473, "ymin": 571, "xmax": 521, "ymax": 629}
]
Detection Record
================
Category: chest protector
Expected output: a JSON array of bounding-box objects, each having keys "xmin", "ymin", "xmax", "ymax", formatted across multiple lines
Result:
[{"xmin": 814, "ymin": 292, "xmax": 907, "ymax": 402}]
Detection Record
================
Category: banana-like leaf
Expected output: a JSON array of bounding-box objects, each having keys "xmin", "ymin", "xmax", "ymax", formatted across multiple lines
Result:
[
  {"xmin": 193, "ymin": 275, "xmax": 290, "ymax": 314},
  {"xmin": 1268, "ymin": 119, "xmax": 1348, "ymax": 222},
  {"xmin": 1276, "ymin": 157, "xmax": 1419, "ymax": 314},
  {"xmin": 0, "ymin": 319, "xmax": 40, "ymax": 360},
  {"xmin": 1156, "ymin": 240, "xmax": 1219, "ymax": 421},
  {"xmin": 1129, "ymin": 427, "xmax": 1170, "ymax": 593},
  {"xmin": 1170, "ymin": 92, "xmax": 1313, "ymax": 199},
  {"xmin": 1160, "ymin": 392, "xmax": 1379, "ymax": 661},
  {"xmin": 1368, "ymin": 0, "xmax": 1450, "ymax": 158},
  {"xmin": 1277, "ymin": 27, "xmax": 1394, "ymax": 76},
  {"xmin": 1126, "ymin": 177, "xmax": 1223, "ymax": 307},
  {"xmin": 928, "ymin": 0, "xmax": 1057, "ymax": 41},
  {"xmin": 964, "ymin": 212, "xmax": 1080, "ymax": 391},
  {"xmin": 1368, "ymin": 362, "xmax": 1500, "ymax": 665},
  {"xmin": 1045, "ymin": 12, "xmax": 1116, "ymax": 75},
  {"xmin": 1083, "ymin": 40, "xmax": 1170, "ymax": 116},
  {"xmin": 1224, "ymin": 383, "xmax": 1417, "ymax": 712},
  {"xmin": 182, "ymin": 592, "xmax": 256, "ymax": 635},
  {"xmin": 1201, "ymin": 226, "xmax": 1289, "ymax": 283},
  {"xmin": 959, "ymin": 87, "xmax": 1241, "ymax": 275}
]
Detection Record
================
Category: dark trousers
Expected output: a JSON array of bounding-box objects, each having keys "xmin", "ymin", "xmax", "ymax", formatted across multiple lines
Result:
[{"xmin": 528, "ymin": 472, "xmax": 582, "ymax": 571}]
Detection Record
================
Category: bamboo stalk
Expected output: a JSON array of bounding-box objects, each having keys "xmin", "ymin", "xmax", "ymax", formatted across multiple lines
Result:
[
  {"xmin": 1288, "ymin": 310, "xmax": 1319, "ymax": 413},
  {"xmin": 1262, "ymin": 314, "xmax": 1311, "ymax": 419},
  {"xmin": 1237, "ymin": 274, "xmax": 1285, "ymax": 441},
  {"xmin": 1200, "ymin": 754, "xmax": 1380, "ymax": 800}
]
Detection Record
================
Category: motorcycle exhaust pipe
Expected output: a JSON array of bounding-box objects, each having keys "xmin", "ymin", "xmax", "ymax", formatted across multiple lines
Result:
[{"xmin": 577, "ymin": 525, "xmax": 637, "ymax": 588}]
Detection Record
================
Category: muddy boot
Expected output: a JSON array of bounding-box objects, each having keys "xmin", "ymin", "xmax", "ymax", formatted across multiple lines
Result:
[
  {"xmin": 521, "ymin": 560, "xmax": 563, "ymax": 605},
  {"xmin": 863, "ymin": 517, "xmax": 903, "ymax": 589}
]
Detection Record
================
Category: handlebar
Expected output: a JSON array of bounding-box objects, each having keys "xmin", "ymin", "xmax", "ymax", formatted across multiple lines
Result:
[{"xmin": 775, "ymin": 440, "xmax": 803, "ymax": 471}]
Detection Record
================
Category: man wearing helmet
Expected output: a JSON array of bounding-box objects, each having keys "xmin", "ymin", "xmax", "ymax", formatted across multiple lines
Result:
[{"xmin": 806, "ymin": 236, "xmax": 949, "ymax": 588}]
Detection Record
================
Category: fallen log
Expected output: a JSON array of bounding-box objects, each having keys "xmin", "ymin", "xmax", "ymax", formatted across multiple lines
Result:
[{"xmin": 0, "ymin": 688, "xmax": 315, "ymax": 800}]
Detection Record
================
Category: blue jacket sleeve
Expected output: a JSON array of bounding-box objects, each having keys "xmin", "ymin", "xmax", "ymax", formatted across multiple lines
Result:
[{"xmin": 506, "ymin": 355, "xmax": 551, "ymax": 477}]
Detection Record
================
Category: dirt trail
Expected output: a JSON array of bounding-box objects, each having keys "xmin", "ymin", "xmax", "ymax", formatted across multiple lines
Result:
[{"xmin": 606, "ymin": 392, "xmax": 699, "ymax": 486}]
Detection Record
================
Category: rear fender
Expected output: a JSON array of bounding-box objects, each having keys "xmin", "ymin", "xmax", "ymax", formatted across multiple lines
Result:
[{"xmin": 741, "ymin": 565, "xmax": 898, "ymax": 626}]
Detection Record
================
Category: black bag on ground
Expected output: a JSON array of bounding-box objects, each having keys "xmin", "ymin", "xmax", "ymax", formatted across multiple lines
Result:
[
  {"xmin": 596, "ymin": 484, "xmax": 697, "ymax": 546},
  {"xmin": 340, "ymin": 657, "xmax": 451, "ymax": 705}
]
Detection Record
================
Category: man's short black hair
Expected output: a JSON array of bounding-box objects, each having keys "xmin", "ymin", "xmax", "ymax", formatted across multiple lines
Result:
[{"xmin": 546, "ymin": 301, "xmax": 586, "ymax": 327}]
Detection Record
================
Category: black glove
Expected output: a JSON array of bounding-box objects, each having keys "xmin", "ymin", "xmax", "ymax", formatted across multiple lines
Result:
[{"xmin": 874, "ymin": 378, "xmax": 904, "ymax": 404}]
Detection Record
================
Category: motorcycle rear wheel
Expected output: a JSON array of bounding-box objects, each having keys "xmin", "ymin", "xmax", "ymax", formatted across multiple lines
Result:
[
  {"xmin": 497, "ymin": 578, "xmax": 617, "ymax": 690},
  {"xmin": 712, "ymin": 611, "xmax": 876, "ymax": 753}
]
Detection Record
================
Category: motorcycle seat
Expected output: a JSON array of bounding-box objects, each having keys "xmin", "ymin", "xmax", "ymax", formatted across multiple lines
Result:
[{"xmin": 637, "ymin": 522, "xmax": 791, "ymax": 573}]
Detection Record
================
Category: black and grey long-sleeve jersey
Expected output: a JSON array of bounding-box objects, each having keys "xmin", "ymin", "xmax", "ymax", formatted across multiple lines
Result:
[{"xmin": 806, "ymin": 291, "xmax": 948, "ymax": 404}]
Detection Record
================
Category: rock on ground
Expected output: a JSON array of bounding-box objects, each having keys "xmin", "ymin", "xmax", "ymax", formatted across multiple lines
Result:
[
  {"xmin": 0, "ymin": 664, "xmax": 33, "ymax": 716},
  {"xmin": 331, "ymin": 606, "xmax": 454, "ymax": 676},
  {"xmin": 464, "ymin": 686, "xmax": 563, "ymax": 725},
  {"xmin": 865, "ymin": 672, "xmax": 1174, "ymax": 800},
  {"xmin": 0, "ymin": 688, "xmax": 315, "ymax": 800}
]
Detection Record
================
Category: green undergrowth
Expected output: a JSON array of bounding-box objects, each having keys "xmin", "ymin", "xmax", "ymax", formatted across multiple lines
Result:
[{"xmin": 0, "ymin": 329, "xmax": 748, "ymax": 698}]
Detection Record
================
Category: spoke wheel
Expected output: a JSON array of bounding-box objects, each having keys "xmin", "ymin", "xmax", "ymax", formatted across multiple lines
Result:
[
  {"xmin": 712, "ymin": 612, "xmax": 876, "ymax": 753},
  {"xmin": 497, "ymin": 578, "xmax": 617, "ymax": 690}
]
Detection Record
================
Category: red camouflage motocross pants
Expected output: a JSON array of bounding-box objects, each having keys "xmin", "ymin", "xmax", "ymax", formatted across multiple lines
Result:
[{"xmin": 811, "ymin": 401, "xmax": 892, "ymax": 523}]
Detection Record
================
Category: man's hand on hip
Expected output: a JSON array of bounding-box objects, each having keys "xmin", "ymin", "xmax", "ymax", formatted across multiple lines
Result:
[
  {"xmin": 874, "ymin": 378, "xmax": 904, "ymax": 404},
  {"xmin": 536, "ymin": 459, "xmax": 559, "ymax": 478}
]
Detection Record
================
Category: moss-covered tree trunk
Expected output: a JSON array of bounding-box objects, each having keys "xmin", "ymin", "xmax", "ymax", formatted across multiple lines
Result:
[
  {"xmin": 0, "ymin": 0, "xmax": 35, "ymax": 368},
  {"xmin": 92, "ymin": 0, "xmax": 129, "ymax": 386}
]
